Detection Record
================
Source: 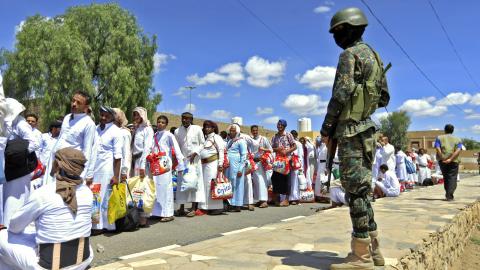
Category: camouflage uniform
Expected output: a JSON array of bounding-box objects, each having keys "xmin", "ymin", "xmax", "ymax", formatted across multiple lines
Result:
[{"xmin": 322, "ymin": 40, "xmax": 389, "ymax": 239}]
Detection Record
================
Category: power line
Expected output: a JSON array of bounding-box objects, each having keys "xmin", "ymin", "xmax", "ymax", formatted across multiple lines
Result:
[
  {"xmin": 427, "ymin": 0, "xmax": 479, "ymax": 90},
  {"xmin": 359, "ymin": 0, "xmax": 464, "ymax": 112},
  {"xmin": 235, "ymin": 0, "xmax": 314, "ymax": 67}
]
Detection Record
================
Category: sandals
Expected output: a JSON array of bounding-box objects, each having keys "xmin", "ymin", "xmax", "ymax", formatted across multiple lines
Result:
[
  {"xmin": 160, "ymin": 216, "xmax": 174, "ymax": 222},
  {"xmin": 186, "ymin": 210, "xmax": 196, "ymax": 217},
  {"xmin": 258, "ymin": 202, "xmax": 268, "ymax": 208}
]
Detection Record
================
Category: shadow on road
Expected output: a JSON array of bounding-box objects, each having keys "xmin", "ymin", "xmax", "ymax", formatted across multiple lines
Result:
[{"xmin": 267, "ymin": 250, "xmax": 343, "ymax": 269}]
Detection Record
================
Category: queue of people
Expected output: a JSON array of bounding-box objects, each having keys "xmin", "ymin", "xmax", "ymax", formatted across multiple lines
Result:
[{"xmin": 0, "ymin": 87, "xmax": 465, "ymax": 269}]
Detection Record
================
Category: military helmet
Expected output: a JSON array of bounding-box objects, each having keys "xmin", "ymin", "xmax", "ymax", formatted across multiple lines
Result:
[{"xmin": 329, "ymin": 7, "xmax": 368, "ymax": 33}]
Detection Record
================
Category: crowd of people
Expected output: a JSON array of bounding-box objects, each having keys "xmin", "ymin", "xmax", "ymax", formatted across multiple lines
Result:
[{"xmin": 0, "ymin": 89, "xmax": 464, "ymax": 269}]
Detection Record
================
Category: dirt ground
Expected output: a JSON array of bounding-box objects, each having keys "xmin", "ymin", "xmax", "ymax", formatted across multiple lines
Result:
[{"xmin": 451, "ymin": 223, "xmax": 480, "ymax": 270}]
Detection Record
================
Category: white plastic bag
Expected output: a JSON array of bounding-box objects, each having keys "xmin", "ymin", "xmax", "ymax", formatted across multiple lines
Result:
[
  {"xmin": 180, "ymin": 164, "xmax": 198, "ymax": 192},
  {"xmin": 297, "ymin": 172, "xmax": 307, "ymax": 191}
]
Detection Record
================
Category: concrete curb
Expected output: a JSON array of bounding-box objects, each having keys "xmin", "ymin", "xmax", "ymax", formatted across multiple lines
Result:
[{"xmin": 390, "ymin": 200, "xmax": 480, "ymax": 270}]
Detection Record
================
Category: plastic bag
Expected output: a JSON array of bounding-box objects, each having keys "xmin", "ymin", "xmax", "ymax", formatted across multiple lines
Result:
[
  {"xmin": 245, "ymin": 153, "xmax": 258, "ymax": 175},
  {"xmin": 107, "ymin": 183, "xmax": 127, "ymax": 224},
  {"xmin": 291, "ymin": 154, "xmax": 302, "ymax": 170},
  {"xmin": 299, "ymin": 188, "xmax": 314, "ymax": 203},
  {"xmin": 211, "ymin": 172, "xmax": 233, "ymax": 200},
  {"xmin": 260, "ymin": 151, "xmax": 273, "ymax": 170},
  {"xmin": 146, "ymin": 152, "xmax": 171, "ymax": 176},
  {"xmin": 272, "ymin": 155, "xmax": 290, "ymax": 175},
  {"xmin": 180, "ymin": 164, "xmax": 198, "ymax": 192},
  {"xmin": 89, "ymin": 183, "xmax": 101, "ymax": 224},
  {"xmin": 126, "ymin": 176, "xmax": 156, "ymax": 214},
  {"xmin": 298, "ymin": 172, "xmax": 307, "ymax": 191}
]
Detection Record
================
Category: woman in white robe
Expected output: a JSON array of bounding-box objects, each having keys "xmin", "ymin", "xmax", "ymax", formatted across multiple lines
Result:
[
  {"xmin": 240, "ymin": 132, "xmax": 258, "ymax": 210},
  {"xmin": 150, "ymin": 115, "xmax": 184, "ymax": 221},
  {"xmin": 113, "ymin": 108, "xmax": 132, "ymax": 180},
  {"xmin": 89, "ymin": 107, "xmax": 122, "ymax": 231},
  {"xmin": 314, "ymin": 138, "xmax": 328, "ymax": 198},
  {"xmin": 288, "ymin": 136, "xmax": 303, "ymax": 204},
  {"xmin": 417, "ymin": 149, "xmax": 431, "ymax": 185},
  {"xmin": 250, "ymin": 125, "xmax": 272, "ymax": 208},
  {"xmin": 198, "ymin": 120, "xmax": 225, "ymax": 214},
  {"xmin": 131, "ymin": 107, "xmax": 154, "ymax": 177},
  {"xmin": 395, "ymin": 149, "xmax": 408, "ymax": 182}
]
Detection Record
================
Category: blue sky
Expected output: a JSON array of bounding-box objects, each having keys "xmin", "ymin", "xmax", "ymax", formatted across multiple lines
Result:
[{"xmin": 1, "ymin": 0, "xmax": 479, "ymax": 140}]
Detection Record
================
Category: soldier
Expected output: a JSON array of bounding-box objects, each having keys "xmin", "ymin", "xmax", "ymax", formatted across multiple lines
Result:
[{"xmin": 320, "ymin": 7, "xmax": 390, "ymax": 270}]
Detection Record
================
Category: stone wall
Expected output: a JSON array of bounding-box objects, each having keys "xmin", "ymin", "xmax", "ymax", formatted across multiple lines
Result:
[{"xmin": 388, "ymin": 201, "xmax": 480, "ymax": 270}]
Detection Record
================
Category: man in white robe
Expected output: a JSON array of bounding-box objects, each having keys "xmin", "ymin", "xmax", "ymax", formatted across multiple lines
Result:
[
  {"xmin": 238, "ymin": 128, "xmax": 259, "ymax": 211},
  {"xmin": 2, "ymin": 98, "xmax": 39, "ymax": 226},
  {"xmin": 380, "ymin": 136, "xmax": 395, "ymax": 172},
  {"xmin": 113, "ymin": 108, "xmax": 132, "ymax": 180},
  {"xmin": 43, "ymin": 91, "xmax": 96, "ymax": 185},
  {"xmin": 287, "ymin": 130, "xmax": 303, "ymax": 204},
  {"xmin": 374, "ymin": 164, "xmax": 400, "ymax": 198},
  {"xmin": 0, "ymin": 147, "xmax": 93, "ymax": 270},
  {"xmin": 250, "ymin": 125, "xmax": 272, "ymax": 208},
  {"xmin": 25, "ymin": 113, "xmax": 43, "ymax": 158},
  {"xmin": 395, "ymin": 149, "xmax": 408, "ymax": 182},
  {"xmin": 87, "ymin": 106, "xmax": 122, "ymax": 231},
  {"xmin": 174, "ymin": 112, "xmax": 205, "ymax": 217}
]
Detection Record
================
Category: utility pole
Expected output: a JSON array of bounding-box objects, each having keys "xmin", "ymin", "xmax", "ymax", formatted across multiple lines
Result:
[{"xmin": 183, "ymin": 86, "xmax": 196, "ymax": 112}]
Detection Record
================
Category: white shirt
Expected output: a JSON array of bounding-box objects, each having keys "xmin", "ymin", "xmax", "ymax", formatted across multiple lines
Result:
[
  {"xmin": 251, "ymin": 135, "xmax": 272, "ymax": 159},
  {"xmin": 32, "ymin": 127, "xmax": 43, "ymax": 157},
  {"xmin": 8, "ymin": 183, "xmax": 93, "ymax": 244},
  {"xmin": 417, "ymin": 154, "xmax": 431, "ymax": 167},
  {"xmin": 92, "ymin": 123, "xmax": 122, "ymax": 175},
  {"xmin": 200, "ymin": 133, "xmax": 225, "ymax": 165},
  {"xmin": 381, "ymin": 143, "xmax": 396, "ymax": 171},
  {"xmin": 39, "ymin": 132, "xmax": 58, "ymax": 165},
  {"xmin": 376, "ymin": 170, "xmax": 400, "ymax": 197},
  {"xmin": 55, "ymin": 113, "xmax": 96, "ymax": 178},
  {"xmin": 132, "ymin": 124, "xmax": 154, "ymax": 170},
  {"xmin": 6, "ymin": 116, "xmax": 39, "ymax": 153},
  {"xmin": 119, "ymin": 128, "xmax": 132, "ymax": 175},
  {"xmin": 152, "ymin": 130, "xmax": 185, "ymax": 170},
  {"xmin": 174, "ymin": 125, "xmax": 205, "ymax": 157}
]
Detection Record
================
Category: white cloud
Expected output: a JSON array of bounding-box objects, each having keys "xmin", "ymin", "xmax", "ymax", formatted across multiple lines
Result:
[
  {"xmin": 262, "ymin": 116, "xmax": 280, "ymax": 125},
  {"xmin": 296, "ymin": 66, "xmax": 336, "ymax": 90},
  {"xmin": 398, "ymin": 98, "xmax": 448, "ymax": 117},
  {"xmin": 210, "ymin": 110, "xmax": 231, "ymax": 120},
  {"xmin": 435, "ymin": 92, "xmax": 471, "ymax": 106},
  {"xmin": 245, "ymin": 56, "xmax": 286, "ymax": 88},
  {"xmin": 313, "ymin": 6, "xmax": 331, "ymax": 13},
  {"xmin": 372, "ymin": 111, "xmax": 391, "ymax": 122},
  {"xmin": 472, "ymin": 125, "xmax": 480, "ymax": 134},
  {"xmin": 425, "ymin": 96, "xmax": 437, "ymax": 103},
  {"xmin": 198, "ymin": 91, "xmax": 222, "ymax": 99},
  {"xmin": 14, "ymin": 20, "xmax": 25, "ymax": 35},
  {"xmin": 153, "ymin": 53, "xmax": 176, "ymax": 74},
  {"xmin": 470, "ymin": 93, "xmax": 480, "ymax": 105},
  {"xmin": 256, "ymin": 107, "xmax": 274, "ymax": 115},
  {"xmin": 464, "ymin": 109, "xmax": 474, "ymax": 114},
  {"xmin": 183, "ymin": 103, "xmax": 196, "ymax": 113},
  {"xmin": 187, "ymin": 62, "xmax": 244, "ymax": 87},
  {"xmin": 466, "ymin": 113, "xmax": 480, "ymax": 120},
  {"xmin": 282, "ymin": 94, "xmax": 328, "ymax": 116}
]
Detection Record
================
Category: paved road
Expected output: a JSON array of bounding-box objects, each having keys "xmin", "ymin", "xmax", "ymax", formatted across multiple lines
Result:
[{"xmin": 90, "ymin": 201, "xmax": 330, "ymax": 267}]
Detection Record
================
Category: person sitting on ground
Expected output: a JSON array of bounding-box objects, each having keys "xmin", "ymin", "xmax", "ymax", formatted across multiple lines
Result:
[
  {"xmin": 374, "ymin": 164, "xmax": 401, "ymax": 198},
  {"xmin": 0, "ymin": 147, "xmax": 94, "ymax": 270}
]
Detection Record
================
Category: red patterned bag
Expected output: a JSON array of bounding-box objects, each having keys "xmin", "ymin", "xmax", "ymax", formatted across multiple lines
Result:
[
  {"xmin": 260, "ymin": 151, "xmax": 273, "ymax": 170},
  {"xmin": 272, "ymin": 155, "xmax": 290, "ymax": 175},
  {"xmin": 291, "ymin": 154, "xmax": 302, "ymax": 170},
  {"xmin": 245, "ymin": 153, "xmax": 258, "ymax": 175},
  {"xmin": 211, "ymin": 172, "xmax": 233, "ymax": 200}
]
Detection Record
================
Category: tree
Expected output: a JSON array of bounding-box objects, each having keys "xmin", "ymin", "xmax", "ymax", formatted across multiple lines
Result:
[
  {"xmin": 1, "ymin": 3, "xmax": 161, "ymax": 129},
  {"xmin": 461, "ymin": 138, "xmax": 480, "ymax": 151},
  {"xmin": 379, "ymin": 111, "xmax": 411, "ymax": 151}
]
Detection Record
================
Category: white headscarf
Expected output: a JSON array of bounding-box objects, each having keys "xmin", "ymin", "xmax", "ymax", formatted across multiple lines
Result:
[
  {"xmin": 133, "ymin": 107, "xmax": 150, "ymax": 127},
  {"xmin": 113, "ymin": 108, "xmax": 128, "ymax": 128},
  {"xmin": 227, "ymin": 124, "xmax": 241, "ymax": 138},
  {"xmin": 4, "ymin": 98, "xmax": 25, "ymax": 123}
]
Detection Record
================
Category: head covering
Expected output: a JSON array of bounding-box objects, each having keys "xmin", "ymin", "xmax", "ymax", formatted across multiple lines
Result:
[
  {"xmin": 278, "ymin": 119, "xmax": 287, "ymax": 127},
  {"xmin": 227, "ymin": 124, "xmax": 241, "ymax": 138},
  {"xmin": 4, "ymin": 139, "xmax": 37, "ymax": 181},
  {"xmin": 4, "ymin": 98, "xmax": 26, "ymax": 122},
  {"xmin": 54, "ymin": 147, "xmax": 86, "ymax": 215},
  {"xmin": 133, "ymin": 107, "xmax": 150, "ymax": 126},
  {"xmin": 113, "ymin": 108, "xmax": 128, "ymax": 127},
  {"xmin": 315, "ymin": 136, "xmax": 322, "ymax": 144},
  {"xmin": 100, "ymin": 105, "xmax": 115, "ymax": 117}
]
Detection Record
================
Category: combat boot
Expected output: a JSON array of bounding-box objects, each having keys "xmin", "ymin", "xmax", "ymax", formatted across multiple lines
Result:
[
  {"xmin": 369, "ymin": 230, "xmax": 385, "ymax": 266},
  {"xmin": 330, "ymin": 237, "xmax": 373, "ymax": 270}
]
